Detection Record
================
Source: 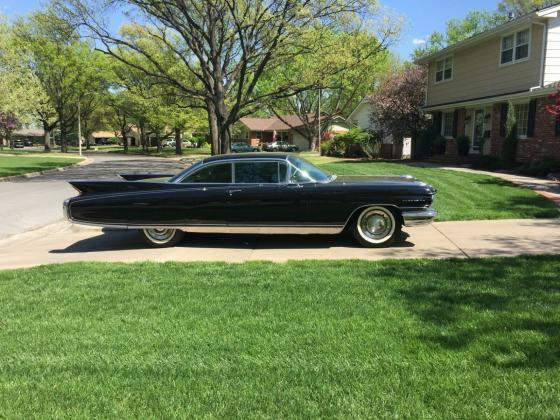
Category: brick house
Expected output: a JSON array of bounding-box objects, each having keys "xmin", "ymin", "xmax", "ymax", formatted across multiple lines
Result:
[
  {"xmin": 416, "ymin": 3, "xmax": 560, "ymax": 162},
  {"xmin": 237, "ymin": 115, "xmax": 349, "ymax": 151}
]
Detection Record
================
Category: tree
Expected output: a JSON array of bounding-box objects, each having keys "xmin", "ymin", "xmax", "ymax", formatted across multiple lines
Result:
[
  {"xmin": 266, "ymin": 28, "xmax": 394, "ymax": 150},
  {"xmin": 369, "ymin": 65, "xmax": 428, "ymax": 157},
  {"xmin": 14, "ymin": 10, "xmax": 108, "ymax": 152},
  {"xmin": 58, "ymin": 0, "xmax": 395, "ymax": 154},
  {"xmin": 498, "ymin": 0, "xmax": 558, "ymax": 16},
  {"xmin": 413, "ymin": 10, "xmax": 507, "ymax": 59},
  {"xmin": 0, "ymin": 112, "xmax": 19, "ymax": 150},
  {"xmin": 413, "ymin": 1, "xmax": 558, "ymax": 59}
]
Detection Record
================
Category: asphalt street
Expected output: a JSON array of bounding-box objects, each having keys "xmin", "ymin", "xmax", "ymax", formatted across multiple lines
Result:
[{"xmin": 0, "ymin": 153, "xmax": 190, "ymax": 240}]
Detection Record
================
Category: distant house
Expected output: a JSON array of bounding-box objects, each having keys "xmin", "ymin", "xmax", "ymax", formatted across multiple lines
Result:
[
  {"xmin": 416, "ymin": 3, "xmax": 560, "ymax": 162},
  {"xmin": 12, "ymin": 128, "xmax": 45, "ymax": 143},
  {"xmin": 347, "ymin": 98, "xmax": 399, "ymax": 159},
  {"xmin": 237, "ymin": 115, "xmax": 349, "ymax": 150}
]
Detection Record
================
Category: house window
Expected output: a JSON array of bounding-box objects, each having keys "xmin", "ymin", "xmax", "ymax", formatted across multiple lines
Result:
[
  {"xmin": 435, "ymin": 56, "xmax": 453, "ymax": 83},
  {"xmin": 501, "ymin": 29, "xmax": 530, "ymax": 65},
  {"xmin": 442, "ymin": 112, "xmax": 454, "ymax": 138},
  {"xmin": 514, "ymin": 103, "xmax": 529, "ymax": 138}
]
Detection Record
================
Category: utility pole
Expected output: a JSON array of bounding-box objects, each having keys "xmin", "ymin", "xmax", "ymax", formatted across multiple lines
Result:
[
  {"xmin": 317, "ymin": 88, "xmax": 321, "ymax": 153},
  {"xmin": 77, "ymin": 100, "xmax": 82, "ymax": 156}
]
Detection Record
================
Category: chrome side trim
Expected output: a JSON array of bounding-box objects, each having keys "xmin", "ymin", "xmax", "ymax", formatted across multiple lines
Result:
[
  {"xmin": 64, "ymin": 213, "xmax": 344, "ymax": 235},
  {"xmin": 402, "ymin": 208, "xmax": 437, "ymax": 226}
]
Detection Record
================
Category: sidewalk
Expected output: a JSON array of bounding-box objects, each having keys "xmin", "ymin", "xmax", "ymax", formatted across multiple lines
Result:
[{"xmin": 0, "ymin": 219, "xmax": 558, "ymax": 270}]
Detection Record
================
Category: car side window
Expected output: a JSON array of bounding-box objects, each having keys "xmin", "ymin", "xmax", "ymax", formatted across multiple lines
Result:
[
  {"xmin": 182, "ymin": 163, "xmax": 232, "ymax": 183},
  {"xmin": 279, "ymin": 162, "xmax": 288, "ymax": 183},
  {"xmin": 234, "ymin": 161, "xmax": 280, "ymax": 184},
  {"xmin": 290, "ymin": 167, "xmax": 313, "ymax": 183}
]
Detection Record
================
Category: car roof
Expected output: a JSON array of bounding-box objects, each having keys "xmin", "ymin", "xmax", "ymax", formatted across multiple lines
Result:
[{"xmin": 202, "ymin": 152, "xmax": 291, "ymax": 163}]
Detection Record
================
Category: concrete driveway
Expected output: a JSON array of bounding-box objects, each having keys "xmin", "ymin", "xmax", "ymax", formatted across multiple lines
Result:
[
  {"xmin": 0, "ymin": 218, "xmax": 558, "ymax": 270},
  {"xmin": 0, "ymin": 153, "xmax": 190, "ymax": 240}
]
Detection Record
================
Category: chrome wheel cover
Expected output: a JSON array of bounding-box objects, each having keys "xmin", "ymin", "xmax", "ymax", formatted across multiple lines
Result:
[
  {"xmin": 143, "ymin": 228, "xmax": 177, "ymax": 244},
  {"xmin": 356, "ymin": 207, "xmax": 396, "ymax": 244}
]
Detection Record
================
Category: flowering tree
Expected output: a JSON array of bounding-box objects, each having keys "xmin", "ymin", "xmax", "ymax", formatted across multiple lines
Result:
[
  {"xmin": 545, "ymin": 86, "xmax": 560, "ymax": 118},
  {"xmin": 0, "ymin": 112, "xmax": 19, "ymax": 150},
  {"xmin": 369, "ymin": 65, "xmax": 428, "ymax": 157}
]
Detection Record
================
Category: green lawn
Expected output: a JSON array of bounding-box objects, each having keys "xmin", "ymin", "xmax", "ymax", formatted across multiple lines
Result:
[
  {"xmin": 0, "ymin": 256, "xmax": 559, "ymax": 418},
  {"xmin": 107, "ymin": 145, "xmax": 212, "ymax": 157},
  {"xmin": 311, "ymin": 158, "xmax": 559, "ymax": 221},
  {"xmin": 0, "ymin": 155, "xmax": 82, "ymax": 177}
]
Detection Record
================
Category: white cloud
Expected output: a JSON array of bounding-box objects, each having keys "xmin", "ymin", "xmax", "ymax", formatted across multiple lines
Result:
[{"xmin": 412, "ymin": 38, "xmax": 427, "ymax": 45}]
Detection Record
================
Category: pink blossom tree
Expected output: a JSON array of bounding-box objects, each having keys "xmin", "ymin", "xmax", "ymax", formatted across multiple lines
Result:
[
  {"xmin": 0, "ymin": 112, "xmax": 19, "ymax": 150},
  {"xmin": 369, "ymin": 65, "xmax": 428, "ymax": 158}
]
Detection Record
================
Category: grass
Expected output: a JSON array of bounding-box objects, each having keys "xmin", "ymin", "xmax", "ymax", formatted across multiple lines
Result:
[
  {"xmin": 0, "ymin": 256, "xmax": 559, "ymax": 418},
  {"xmin": 308, "ymin": 157, "xmax": 559, "ymax": 221},
  {"xmin": 106, "ymin": 145, "xmax": 212, "ymax": 157},
  {"xmin": 0, "ymin": 155, "xmax": 83, "ymax": 177}
]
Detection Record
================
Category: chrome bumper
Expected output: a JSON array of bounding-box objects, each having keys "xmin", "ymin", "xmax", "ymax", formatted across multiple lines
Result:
[{"xmin": 402, "ymin": 208, "xmax": 437, "ymax": 226}]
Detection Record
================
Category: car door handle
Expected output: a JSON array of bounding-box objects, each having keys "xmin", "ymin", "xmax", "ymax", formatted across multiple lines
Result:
[{"xmin": 228, "ymin": 189, "xmax": 242, "ymax": 196}]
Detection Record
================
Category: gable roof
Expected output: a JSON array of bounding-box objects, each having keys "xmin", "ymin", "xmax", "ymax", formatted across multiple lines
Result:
[{"xmin": 416, "ymin": 2, "xmax": 560, "ymax": 65}]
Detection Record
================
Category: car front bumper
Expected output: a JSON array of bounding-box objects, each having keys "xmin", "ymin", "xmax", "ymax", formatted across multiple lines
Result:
[{"xmin": 402, "ymin": 208, "xmax": 437, "ymax": 226}]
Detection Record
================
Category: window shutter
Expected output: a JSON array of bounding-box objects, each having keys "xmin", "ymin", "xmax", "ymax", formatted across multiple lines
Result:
[
  {"xmin": 452, "ymin": 109, "xmax": 459, "ymax": 138},
  {"xmin": 499, "ymin": 103, "xmax": 509, "ymax": 137},
  {"xmin": 555, "ymin": 116, "xmax": 560, "ymax": 137},
  {"xmin": 527, "ymin": 99, "xmax": 537, "ymax": 137}
]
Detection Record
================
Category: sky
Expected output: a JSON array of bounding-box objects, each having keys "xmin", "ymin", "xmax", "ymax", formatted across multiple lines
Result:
[{"xmin": 1, "ymin": 0, "xmax": 499, "ymax": 59}]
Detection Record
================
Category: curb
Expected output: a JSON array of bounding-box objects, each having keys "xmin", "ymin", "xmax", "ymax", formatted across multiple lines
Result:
[{"xmin": 0, "ymin": 156, "xmax": 92, "ymax": 182}]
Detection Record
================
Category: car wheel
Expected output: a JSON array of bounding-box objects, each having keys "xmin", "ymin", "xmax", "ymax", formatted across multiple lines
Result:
[
  {"xmin": 351, "ymin": 206, "xmax": 401, "ymax": 248},
  {"xmin": 140, "ymin": 228, "xmax": 184, "ymax": 247}
]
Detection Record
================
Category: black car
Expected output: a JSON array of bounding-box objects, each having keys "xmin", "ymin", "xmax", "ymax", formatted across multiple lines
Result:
[
  {"xmin": 12, "ymin": 139, "xmax": 25, "ymax": 148},
  {"xmin": 23, "ymin": 139, "xmax": 33, "ymax": 147},
  {"xmin": 64, "ymin": 153, "xmax": 436, "ymax": 248}
]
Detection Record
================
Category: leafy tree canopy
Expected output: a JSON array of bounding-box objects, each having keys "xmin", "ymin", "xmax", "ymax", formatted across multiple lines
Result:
[{"xmin": 413, "ymin": 0, "xmax": 557, "ymax": 59}]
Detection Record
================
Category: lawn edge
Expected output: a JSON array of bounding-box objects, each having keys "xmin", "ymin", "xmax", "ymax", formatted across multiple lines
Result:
[{"xmin": 0, "ymin": 156, "xmax": 90, "ymax": 182}]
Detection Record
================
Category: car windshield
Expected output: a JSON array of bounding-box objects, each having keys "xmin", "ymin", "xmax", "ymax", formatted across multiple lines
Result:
[{"xmin": 287, "ymin": 156, "xmax": 332, "ymax": 183}]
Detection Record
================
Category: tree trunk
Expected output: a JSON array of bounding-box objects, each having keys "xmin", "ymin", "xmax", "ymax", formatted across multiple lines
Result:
[
  {"xmin": 175, "ymin": 127, "xmax": 182, "ymax": 155},
  {"xmin": 123, "ymin": 134, "xmax": 129, "ymax": 153},
  {"xmin": 7, "ymin": 132, "xmax": 13, "ymax": 150},
  {"xmin": 140, "ymin": 122, "xmax": 147, "ymax": 152},
  {"xmin": 43, "ymin": 127, "xmax": 51, "ymax": 152},
  {"xmin": 156, "ymin": 131, "xmax": 162, "ymax": 153},
  {"xmin": 207, "ymin": 102, "xmax": 220, "ymax": 155}
]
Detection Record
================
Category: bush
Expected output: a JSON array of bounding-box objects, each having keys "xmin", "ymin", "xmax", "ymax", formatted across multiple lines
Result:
[
  {"xmin": 472, "ymin": 155, "xmax": 503, "ymax": 170},
  {"xmin": 106, "ymin": 137, "xmax": 119, "ymax": 145},
  {"xmin": 517, "ymin": 157, "xmax": 560, "ymax": 178},
  {"xmin": 320, "ymin": 139, "xmax": 333, "ymax": 156},
  {"xmin": 415, "ymin": 125, "xmax": 439, "ymax": 159},
  {"xmin": 457, "ymin": 135, "xmax": 471, "ymax": 156},
  {"xmin": 324, "ymin": 128, "xmax": 381, "ymax": 158},
  {"xmin": 433, "ymin": 135, "xmax": 447, "ymax": 155}
]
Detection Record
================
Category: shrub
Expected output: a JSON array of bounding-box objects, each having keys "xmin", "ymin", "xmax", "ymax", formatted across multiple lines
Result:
[
  {"xmin": 502, "ymin": 101, "xmax": 518, "ymax": 168},
  {"xmin": 457, "ymin": 135, "xmax": 471, "ymax": 156},
  {"xmin": 472, "ymin": 155, "xmax": 502, "ymax": 170},
  {"xmin": 326, "ymin": 128, "xmax": 381, "ymax": 158},
  {"xmin": 106, "ymin": 137, "xmax": 119, "ymax": 145},
  {"xmin": 517, "ymin": 157, "xmax": 560, "ymax": 178},
  {"xmin": 320, "ymin": 139, "xmax": 333, "ymax": 156},
  {"xmin": 433, "ymin": 135, "xmax": 447, "ymax": 155},
  {"xmin": 415, "ymin": 125, "xmax": 439, "ymax": 159}
]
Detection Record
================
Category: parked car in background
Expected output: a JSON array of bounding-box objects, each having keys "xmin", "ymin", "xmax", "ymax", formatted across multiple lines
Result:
[
  {"xmin": 165, "ymin": 139, "xmax": 194, "ymax": 148},
  {"xmin": 23, "ymin": 139, "xmax": 33, "ymax": 147},
  {"xmin": 231, "ymin": 142, "xmax": 258, "ymax": 153},
  {"xmin": 263, "ymin": 141, "xmax": 298, "ymax": 152},
  {"xmin": 63, "ymin": 153, "xmax": 437, "ymax": 248},
  {"xmin": 12, "ymin": 139, "xmax": 25, "ymax": 148}
]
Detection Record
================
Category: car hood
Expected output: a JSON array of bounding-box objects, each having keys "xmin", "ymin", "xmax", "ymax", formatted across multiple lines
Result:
[{"xmin": 329, "ymin": 175, "xmax": 436, "ymax": 192}]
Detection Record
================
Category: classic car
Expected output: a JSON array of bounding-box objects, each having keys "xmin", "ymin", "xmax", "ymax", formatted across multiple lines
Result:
[
  {"xmin": 12, "ymin": 139, "xmax": 25, "ymax": 148},
  {"xmin": 63, "ymin": 153, "xmax": 437, "ymax": 248}
]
